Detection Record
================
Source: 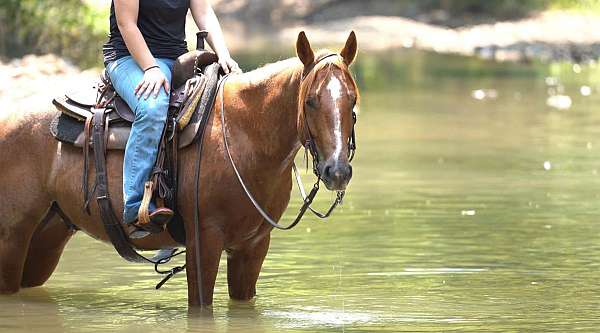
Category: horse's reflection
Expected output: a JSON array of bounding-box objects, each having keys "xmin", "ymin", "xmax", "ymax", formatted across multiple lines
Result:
[
  {"xmin": 4, "ymin": 288, "xmax": 272, "ymax": 333},
  {"xmin": 1, "ymin": 284, "xmax": 277, "ymax": 333},
  {"xmin": 186, "ymin": 299, "xmax": 268, "ymax": 333},
  {"xmin": 1, "ymin": 288, "xmax": 65, "ymax": 332}
]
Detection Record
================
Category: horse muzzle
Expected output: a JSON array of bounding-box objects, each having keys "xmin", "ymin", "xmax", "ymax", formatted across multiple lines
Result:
[{"xmin": 320, "ymin": 160, "xmax": 353, "ymax": 191}]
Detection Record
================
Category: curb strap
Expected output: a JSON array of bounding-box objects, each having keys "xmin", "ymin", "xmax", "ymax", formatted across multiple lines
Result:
[{"xmin": 292, "ymin": 163, "xmax": 344, "ymax": 219}]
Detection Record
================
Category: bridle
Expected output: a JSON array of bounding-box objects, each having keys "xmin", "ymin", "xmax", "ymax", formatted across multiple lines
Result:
[
  {"xmin": 220, "ymin": 53, "xmax": 358, "ymax": 230},
  {"xmin": 296, "ymin": 53, "xmax": 357, "ymax": 218}
]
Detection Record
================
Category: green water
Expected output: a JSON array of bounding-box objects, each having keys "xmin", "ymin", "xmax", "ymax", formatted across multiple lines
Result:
[{"xmin": 3, "ymin": 50, "xmax": 600, "ymax": 332}]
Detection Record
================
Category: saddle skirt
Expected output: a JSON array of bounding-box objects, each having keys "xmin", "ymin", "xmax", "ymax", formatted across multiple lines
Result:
[{"xmin": 50, "ymin": 50, "xmax": 220, "ymax": 150}]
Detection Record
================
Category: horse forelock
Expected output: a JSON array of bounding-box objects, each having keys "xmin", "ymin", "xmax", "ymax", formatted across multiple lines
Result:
[{"xmin": 296, "ymin": 51, "xmax": 359, "ymax": 142}]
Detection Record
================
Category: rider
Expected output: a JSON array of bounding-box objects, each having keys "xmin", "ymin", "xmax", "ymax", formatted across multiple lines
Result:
[{"xmin": 102, "ymin": 0, "xmax": 241, "ymax": 238}]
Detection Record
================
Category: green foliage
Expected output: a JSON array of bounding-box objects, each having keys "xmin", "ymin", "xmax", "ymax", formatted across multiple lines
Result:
[
  {"xmin": 0, "ymin": 0, "xmax": 108, "ymax": 67},
  {"xmin": 547, "ymin": 0, "xmax": 600, "ymax": 11}
]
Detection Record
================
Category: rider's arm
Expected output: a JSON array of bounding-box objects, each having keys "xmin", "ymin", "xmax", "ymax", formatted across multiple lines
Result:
[
  {"xmin": 114, "ymin": 0, "xmax": 169, "ymax": 98},
  {"xmin": 190, "ymin": 0, "xmax": 241, "ymax": 74}
]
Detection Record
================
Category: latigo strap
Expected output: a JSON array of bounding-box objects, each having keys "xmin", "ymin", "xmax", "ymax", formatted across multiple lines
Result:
[{"xmin": 90, "ymin": 108, "xmax": 149, "ymax": 263}]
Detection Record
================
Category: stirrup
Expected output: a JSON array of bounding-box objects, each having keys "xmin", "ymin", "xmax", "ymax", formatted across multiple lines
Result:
[
  {"xmin": 138, "ymin": 181, "xmax": 155, "ymax": 226},
  {"xmin": 128, "ymin": 181, "xmax": 174, "ymax": 239},
  {"xmin": 128, "ymin": 208, "xmax": 174, "ymax": 239}
]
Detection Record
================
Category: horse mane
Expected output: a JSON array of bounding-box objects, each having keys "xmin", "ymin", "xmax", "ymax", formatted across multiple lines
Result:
[
  {"xmin": 242, "ymin": 57, "xmax": 302, "ymax": 82},
  {"xmin": 241, "ymin": 50, "xmax": 355, "ymax": 86}
]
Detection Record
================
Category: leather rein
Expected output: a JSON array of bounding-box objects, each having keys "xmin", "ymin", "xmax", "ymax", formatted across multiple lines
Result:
[{"xmin": 219, "ymin": 54, "xmax": 357, "ymax": 230}]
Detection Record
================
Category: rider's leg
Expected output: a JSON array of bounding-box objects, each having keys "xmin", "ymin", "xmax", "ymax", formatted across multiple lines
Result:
[{"xmin": 106, "ymin": 56, "xmax": 174, "ymax": 224}]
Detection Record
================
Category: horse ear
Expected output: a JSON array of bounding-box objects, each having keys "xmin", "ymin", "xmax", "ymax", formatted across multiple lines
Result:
[
  {"xmin": 340, "ymin": 31, "xmax": 358, "ymax": 65},
  {"xmin": 296, "ymin": 31, "xmax": 315, "ymax": 67}
]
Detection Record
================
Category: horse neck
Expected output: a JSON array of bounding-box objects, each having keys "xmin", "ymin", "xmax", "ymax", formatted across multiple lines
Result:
[{"xmin": 233, "ymin": 62, "xmax": 304, "ymax": 172}]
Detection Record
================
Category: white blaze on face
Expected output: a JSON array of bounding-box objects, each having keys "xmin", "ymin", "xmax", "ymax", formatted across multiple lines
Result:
[
  {"xmin": 327, "ymin": 75, "xmax": 343, "ymax": 101},
  {"xmin": 326, "ymin": 76, "xmax": 344, "ymax": 160}
]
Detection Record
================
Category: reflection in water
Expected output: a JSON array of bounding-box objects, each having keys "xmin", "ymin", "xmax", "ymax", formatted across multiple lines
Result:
[
  {"xmin": 3, "ymin": 50, "xmax": 600, "ymax": 331},
  {"xmin": 0, "ymin": 289, "xmax": 65, "ymax": 332},
  {"xmin": 367, "ymin": 268, "xmax": 488, "ymax": 276},
  {"xmin": 265, "ymin": 308, "xmax": 375, "ymax": 328}
]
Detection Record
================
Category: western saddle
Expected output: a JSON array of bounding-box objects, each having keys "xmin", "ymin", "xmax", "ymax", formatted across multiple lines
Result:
[{"xmin": 50, "ymin": 32, "xmax": 222, "ymax": 263}]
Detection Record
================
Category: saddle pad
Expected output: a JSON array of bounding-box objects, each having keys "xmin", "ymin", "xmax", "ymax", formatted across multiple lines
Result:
[
  {"xmin": 50, "ymin": 113, "xmax": 132, "ymax": 149},
  {"xmin": 50, "ymin": 113, "xmax": 84, "ymax": 144},
  {"xmin": 50, "ymin": 110, "xmax": 199, "ymax": 150}
]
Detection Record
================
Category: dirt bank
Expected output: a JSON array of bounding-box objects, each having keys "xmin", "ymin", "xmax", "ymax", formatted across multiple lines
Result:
[
  {"xmin": 279, "ymin": 12, "xmax": 600, "ymax": 63},
  {"xmin": 216, "ymin": 10, "xmax": 600, "ymax": 64},
  {"xmin": 0, "ymin": 54, "xmax": 99, "ymax": 112}
]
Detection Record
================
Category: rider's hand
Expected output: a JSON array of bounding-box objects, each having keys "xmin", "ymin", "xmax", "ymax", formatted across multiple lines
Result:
[
  {"xmin": 135, "ymin": 67, "xmax": 170, "ymax": 100},
  {"xmin": 219, "ymin": 56, "xmax": 242, "ymax": 75}
]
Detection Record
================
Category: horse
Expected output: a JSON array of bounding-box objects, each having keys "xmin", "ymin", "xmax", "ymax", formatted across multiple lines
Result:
[{"xmin": 0, "ymin": 31, "xmax": 359, "ymax": 307}]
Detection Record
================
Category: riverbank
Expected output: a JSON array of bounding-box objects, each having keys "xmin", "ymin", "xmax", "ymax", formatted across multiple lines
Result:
[
  {"xmin": 0, "ymin": 54, "xmax": 98, "ymax": 112},
  {"xmin": 4, "ymin": 1, "xmax": 599, "ymax": 67},
  {"xmin": 2, "ymin": 10, "xmax": 599, "ymax": 109},
  {"xmin": 219, "ymin": 11, "xmax": 600, "ymax": 64}
]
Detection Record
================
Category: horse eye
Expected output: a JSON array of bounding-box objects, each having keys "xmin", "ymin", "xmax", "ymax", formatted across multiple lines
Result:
[{"xmin": 305, "ymin": 97, "xmax": 318, "ymax": 109}]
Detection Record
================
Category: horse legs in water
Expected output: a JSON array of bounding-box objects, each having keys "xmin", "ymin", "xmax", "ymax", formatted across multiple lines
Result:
[
  {"xmin": 21, "ymin": 205, "xmax": 76, "ymax": 288},
  {"xmin": 226, "ymin": 235, "xmax": 270, "ymax": 300},
  {"xmin": 0, "ymin": 223, "xmax": 35, "ymax": 294},
  {"xmin": 0, "ymin": 198, "xmax": 49, "ymax": 294},
  {"xmin": 0, "ymin": 202, "xmax": 74, "ymax": 293},
  {"xmin": 185, "ymin": 223, "xmax": 225, "ymax": 307}
]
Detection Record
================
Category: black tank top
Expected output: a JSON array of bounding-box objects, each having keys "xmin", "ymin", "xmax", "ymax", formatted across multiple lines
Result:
[{"xmin": 103, "ymin": 0, "xmax": 190, "ymax": 65}]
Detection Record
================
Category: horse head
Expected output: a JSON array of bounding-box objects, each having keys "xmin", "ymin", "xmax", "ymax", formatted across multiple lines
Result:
[{"xmin": 296, "ymin": 31, "xmax": 359, "ymax": 191}]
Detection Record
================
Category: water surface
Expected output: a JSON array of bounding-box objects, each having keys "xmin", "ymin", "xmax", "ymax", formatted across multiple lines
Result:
[{"xmin": 2, "ymin": 50, "xmax": 600, "ymax": 332}]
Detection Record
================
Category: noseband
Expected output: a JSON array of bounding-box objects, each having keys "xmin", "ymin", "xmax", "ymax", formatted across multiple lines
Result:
[{"xmin": 220, "ymin": 53, "xmax": 358, "ymax": 230}]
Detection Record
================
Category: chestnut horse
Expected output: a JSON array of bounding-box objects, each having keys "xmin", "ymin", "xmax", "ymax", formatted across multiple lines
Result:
[{"xmin": 0, "ymin": 31, "xmax": 359, "ymax": 307}]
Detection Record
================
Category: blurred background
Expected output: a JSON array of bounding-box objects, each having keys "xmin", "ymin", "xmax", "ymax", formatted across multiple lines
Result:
[
  {"xmin": 2, "ymin": 1, "xmax": 600, "ymax": 332},
  {"xmin": 4, "ymin": 0, "xmax": 600, "ymax": 66}
]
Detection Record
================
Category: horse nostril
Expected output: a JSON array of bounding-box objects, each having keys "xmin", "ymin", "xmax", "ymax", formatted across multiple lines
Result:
[
  {"xmin": 326, "ymin": 164, "xmax": 352, "ymax": 181},
  {"xmin": 323, "ymin": 165, "xmax": 333, "ymax": 179},
  {"xmin": 334, "ymin": 168, "xmax": 344, "ymax": 179},
  {"xmin": 336, "ymin": 165, "xmax": 352, "ymax": 180}
]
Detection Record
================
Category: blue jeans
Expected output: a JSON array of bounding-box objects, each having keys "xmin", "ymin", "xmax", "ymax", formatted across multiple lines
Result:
[{"xmin": 106, "ymin": 56, "xmax": 174, "ymax": 224}]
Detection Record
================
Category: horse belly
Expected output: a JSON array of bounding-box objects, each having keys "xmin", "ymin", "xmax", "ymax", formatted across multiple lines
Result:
[{"xmin": 52, "ymin": 145, "xmax": 179, "ymax": 249}]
